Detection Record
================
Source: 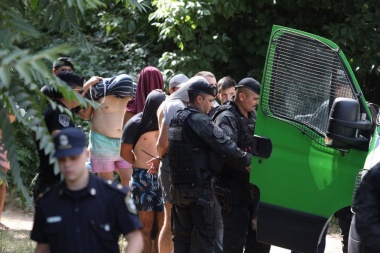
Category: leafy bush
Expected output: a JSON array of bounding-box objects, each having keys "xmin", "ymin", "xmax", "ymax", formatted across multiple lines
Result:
[{"xmin": 13, "ymin": 122, "xmax": 39, "ymax": 188}]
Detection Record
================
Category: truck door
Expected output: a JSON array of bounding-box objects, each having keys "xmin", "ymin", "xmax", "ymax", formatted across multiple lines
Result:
[{"xmin": 251, "ymin": 26, "xmax": 372, "ymax": 252}]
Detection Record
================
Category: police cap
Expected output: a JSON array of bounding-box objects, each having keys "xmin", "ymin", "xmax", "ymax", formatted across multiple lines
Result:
[
  {"xmin": 187, "ymin": 76, "xmax": 217, "ymax": 97},
  {"xmin": 53, "ymin": 128, "xmax": 87, "ymax": 158},
  {"xmin": 236, "ymin": 77, "xmax": 260, "ymax": 95},
  {"xmin": 53, "ymin": 57, "xmax": 75, "ymax": 71}
]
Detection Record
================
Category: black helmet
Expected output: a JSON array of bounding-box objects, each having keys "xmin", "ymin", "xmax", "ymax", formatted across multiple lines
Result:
[{"xmin": 187, "ymin": 76, "xmax": 217, "ymax": 97}]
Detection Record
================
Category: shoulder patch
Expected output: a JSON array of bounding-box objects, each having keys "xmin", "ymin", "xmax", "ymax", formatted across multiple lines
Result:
[
  {"xmin": 36, "ymin": 187, "xmax": 53, "ymax": 200},
  {"xmin": 125, "ymin": 195, "xmax": 137, "ymax": 215},
  {"xmin": 102, "ymin": 179, "xmax": 129, "ymax": 194},
  {"xmin": 220, "ymin": 124, "xmax": 233, "ymax": 136},
  {"xmin": 58, "ymin": 114, "xmax": 70, "ymax": 127},
  {"xmin": 212, "ymin": 125, "xmax": 225, "ymax": 139}
]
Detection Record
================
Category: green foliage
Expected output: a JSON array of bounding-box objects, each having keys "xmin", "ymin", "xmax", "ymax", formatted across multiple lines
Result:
[
  {"xmin": 150, "ymin": 0, "xmax": 380, "ymax": 105},
  {"xmin": 150, "ymin": 0, "xmax": 272, "ymax": 79},
  {"xmin": 0, "ymin": 0, "xmax": 121, "ymax": 209},
  {"xmin": 12, "ymin": 121, "xmax": 39, "ymax": 195},
  {"xmin": 54, "ymin": 0, "xmax": 162, "ymax": 80}
]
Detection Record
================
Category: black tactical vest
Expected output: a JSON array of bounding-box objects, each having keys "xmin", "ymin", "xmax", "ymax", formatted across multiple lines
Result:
[
  {"xmin": 168, "ymin": 107, "xmax": 211, "ymax": 184},
  {"xmin": 213, "ymin": 102, "xmax": 256, "ymax": 154},
  {"xmin": 212, "ymin": 102, "xmax": 256, "ymax": 183}
]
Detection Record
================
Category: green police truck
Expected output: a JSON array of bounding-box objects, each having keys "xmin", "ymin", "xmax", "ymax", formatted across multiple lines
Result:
[{"xmin": 251, "ymin": 25, "xmax": 378, "ymax": 252}]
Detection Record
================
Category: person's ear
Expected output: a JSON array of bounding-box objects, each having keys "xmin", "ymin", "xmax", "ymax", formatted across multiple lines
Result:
[
  {"xmin": 217, "ymin": 93, "xmax": 221, "ymax": 100},
  {"xmin": 238, "ymin": 92, "xmax": 245, "ymax": 101},
  {"xmin": 196, "ymin": 94, "xmax": 203, "ymax": 105}
]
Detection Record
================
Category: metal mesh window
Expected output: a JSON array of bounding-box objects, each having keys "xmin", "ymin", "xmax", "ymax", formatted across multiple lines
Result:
[{"xmin": 262, "ymin": 30, "xmax": 355, "ymax": 141}]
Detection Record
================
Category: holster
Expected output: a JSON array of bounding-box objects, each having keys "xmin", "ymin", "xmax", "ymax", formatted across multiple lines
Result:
[
  {"xmin": 171, "ymin": 185, "xmax": 201, "ymax": 207},
  {"xmin": 214, "ymin": 186, "xmax": 233, "ymax": 212},
  {"xmin": 196, "ymin": 197, "xmax": 215, "ymax": 225},
  {"xmin": 248, "ymin": 184, "xmax": 260, "ymax": 219}
]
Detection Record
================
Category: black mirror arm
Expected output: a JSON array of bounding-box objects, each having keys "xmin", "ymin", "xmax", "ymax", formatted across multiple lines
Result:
[
  {"xmin": 326, "ymin": 132, "xmax": 369, "ymax": 151},
  {"xmin": 329, "ymin": 118, "xmax": 372, "ymax": 130}
]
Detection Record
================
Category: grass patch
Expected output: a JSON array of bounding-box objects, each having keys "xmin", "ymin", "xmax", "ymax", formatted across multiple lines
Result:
[
  {"xmin": 0, "ymin": 230, "xmax": 128, "ymax": 252},
  {"xmin": 0, "ymin": 230, "xmax": 35, "ymax": 253}
]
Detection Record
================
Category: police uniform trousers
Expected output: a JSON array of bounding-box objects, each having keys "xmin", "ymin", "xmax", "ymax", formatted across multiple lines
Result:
[
  {"xmin": 334, "ymin": 206, "xmax": 352, "ymax": 253},
  {"xmin": 218, "ymin": 183, "xmax": 271, "ymax": 253},
  {"xmin": 171, "ymin": 183, "xmax": 215, "ymax": 253}
]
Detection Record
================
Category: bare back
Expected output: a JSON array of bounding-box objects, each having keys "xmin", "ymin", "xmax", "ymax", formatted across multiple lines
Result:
[
  {"xmin": 133, "ymin": 131, "xmax": 159, "ymax": 169},
  {"xmin": 91, "ymin": 96, "xmax": 131, "ymax": 138}
]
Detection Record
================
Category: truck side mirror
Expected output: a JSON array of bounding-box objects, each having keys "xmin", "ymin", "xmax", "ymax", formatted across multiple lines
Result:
[{"xmin": 326, "ymin": 98, "xmax": 371, "ymax": 151}]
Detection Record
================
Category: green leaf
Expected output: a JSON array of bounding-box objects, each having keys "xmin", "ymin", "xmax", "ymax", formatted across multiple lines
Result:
[
  {"xmin": 76, "ymin": 0, "xmax": 85, "ymax": 13},
  {"xmin": 7, "ymin": 11, "xmax": 40, "ymax": 37},
  {"xmin": 2, "ymin": 49, "xmax": 28, "ymax": 65},
  {"xmin": 31, "ymin": 0, "xmax": 39, "ymax": 9},
  {"xmin": 14, "ymin": 92, "xmax": 29, "ymax": 103},
  {"xmin": 44, "ymin": 5, "xmax": 54, "ymax": 24},
  {"xmin": 0, "ymin": 65, "xmax": 12, "ymax": 88}
]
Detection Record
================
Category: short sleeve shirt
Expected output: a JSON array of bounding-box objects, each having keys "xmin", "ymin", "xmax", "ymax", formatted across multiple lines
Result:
[
  {"xmin": 121, "ymin": 112, "xmax": 142, "ymax": 146},
  {"xmin": 43, "ymin": 102, "xmax": 75, "ymax": 133},
  {"xmin": 163, "ymin": 100, "xmax": 185, "ymax": 126},
  {"xmin": 31, "ymin": 173, "xmax": 142, "ymax": 253}
]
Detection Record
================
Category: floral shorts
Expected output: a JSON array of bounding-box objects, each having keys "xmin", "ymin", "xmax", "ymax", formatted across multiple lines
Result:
[{"xmin": 130, "ymin": 168, "xmax": 164, "ymax": 212}]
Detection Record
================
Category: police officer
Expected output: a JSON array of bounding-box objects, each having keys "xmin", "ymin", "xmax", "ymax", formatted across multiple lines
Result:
[
  {"xmin": 34, "ymin": 72, "xmax": 87, "ymax": 198},
  {"xmin": 351, "ymin": 161, "xmax": 380, "ymax": 253},
  {"xmin": 31, "ymin": 128, "xmax": 143, "ymax": 253},
  {"xmin": 168, "ymin": 76, "xmax": 252, "ymax": 253},
  {"xmin": 213, "ymin": 77, "xmax": 271, "ymax": 253}
]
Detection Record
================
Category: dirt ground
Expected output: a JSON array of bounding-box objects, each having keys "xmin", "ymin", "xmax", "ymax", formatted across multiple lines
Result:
[
  {"xmin": 270, "ymin": 233, "xmax": 343, "ymax": 253},
  {"xmin": 1, "ymin": 207, "xmax": 33, "ymax": 231},
  {"xmin": 0, "ymin": 204, "xmax": 344, "ymax": 253}
]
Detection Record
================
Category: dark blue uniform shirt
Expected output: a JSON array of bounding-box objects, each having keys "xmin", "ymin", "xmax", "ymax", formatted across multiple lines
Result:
[
  {"xmin": 34, "ymin": 100, "xmax": 76, "ymax": 196},
  {"xmin": 31, "ymin": 173, "xmax": 142, "ymax": 253}
]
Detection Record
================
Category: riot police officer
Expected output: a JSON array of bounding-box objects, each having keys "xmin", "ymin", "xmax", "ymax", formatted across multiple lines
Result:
[
  {"xmin": 168, "ymin": 76, "xmax": 252, "ymax": 253},
  {"xmin": 213, "ymin": 77, "xmax": 271, "ymax": 253}
]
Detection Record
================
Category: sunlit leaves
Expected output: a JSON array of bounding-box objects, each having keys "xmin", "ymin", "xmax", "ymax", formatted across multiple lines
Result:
[
  {"xmin": 0, "ymin": 65, "xmax": 11, "ymax": 88},
  {"xmin": 0, "ymin": 0, "xmax": 115, "ymax": 209}
]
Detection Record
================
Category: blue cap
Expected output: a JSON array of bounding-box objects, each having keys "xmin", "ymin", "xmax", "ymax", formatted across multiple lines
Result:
[{"xmin": 53, "ymin": 128, "xmax": 87, "ymax": 158}]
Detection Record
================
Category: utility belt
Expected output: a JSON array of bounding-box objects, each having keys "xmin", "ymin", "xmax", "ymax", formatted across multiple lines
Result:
[
  {"xmin": 172, "ymin": 180, "xmax": 213, "ymax": 189},
  {"xmin": 171, "ymin": 181, "xmax": 214, "ymax": 208}
]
